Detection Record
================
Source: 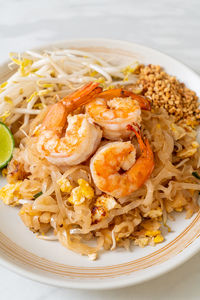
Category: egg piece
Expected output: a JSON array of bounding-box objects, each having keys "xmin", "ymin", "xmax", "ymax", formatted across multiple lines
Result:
[
  {"xmin": 145, "ymin": 230, "xmax": 161, "ymax": 237},
  {"xmin": 57, "ymin": 177, "xmax": 72, "ymax": 193},
  {"xmin": 154, "ymin": 234, "xmax": 164, "ymax": 244},
  {"xmin": 77, "ymin": 179, "xmax": 94, "ymax": 200},
  {"xmin": 92, "ymin": 194, "xmax": 120, "ymax": 223},
  {"xmin": 145, "ymin": 229, "xmax": 164, "ymax": 244},
  {"xmin": 0, "ymin": 181, "xmax": 22, "ymax": 205},
  {"xmin": 68, "ymin": 179, "xmax": 94, "ymax": 206}
]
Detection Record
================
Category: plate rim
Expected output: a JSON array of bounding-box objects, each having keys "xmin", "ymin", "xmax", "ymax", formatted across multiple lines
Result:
[{"xmin": 0, "ymin": 38, "xmax": 200, "ymax": 290}]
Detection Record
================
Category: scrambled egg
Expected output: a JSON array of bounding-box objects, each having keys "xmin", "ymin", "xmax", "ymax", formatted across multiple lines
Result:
[
  {"xmin": 57, "ymin": 177, "xmax": 72, "ymax": 193},
  {"xmin": 145, "ymin": 230, "xmax": 161, "ymax": 237},
  {"xmin": 134, "ymin": 230, "xmax": 164, "ymax": 247},
  {"xmin": 78, "ymin": 179, "xmax": 94, "ymax": 199},
  {"xmin": 154, "ymin": 234, "xmax": 164, "ymax": 244},
  {"xmin": 92, "ymin": 194, "xmax": 120, "ymax": 223},
  {"xmin": 143, "ymin": 207, "xmax": 162, "ymax": 218},
  {"xmin": 145, "ymin": 230, "xmax": 164, "ymax": 243},
  {"xmin": 68, "ymin": 179, "xmax": 94, "ymax": 206},
  {"xmin": 0, "ymin": 181, "xmax": 22, "ymax": 205}
]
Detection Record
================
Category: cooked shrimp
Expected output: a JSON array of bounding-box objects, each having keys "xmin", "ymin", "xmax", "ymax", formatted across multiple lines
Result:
[
  {"xmin": 86, "ymin": 88, "xmax": 150, "ymax": 140},
  {"xmin": 90, "ymin": 125, "xmax": 154, "ymax": 198},
  {"xmin": 37, "ymin": 82, "xmax": 102, "ymax": 166}
]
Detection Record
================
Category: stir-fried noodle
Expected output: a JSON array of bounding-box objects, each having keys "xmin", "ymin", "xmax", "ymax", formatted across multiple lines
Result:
[{"xmin": 0, "ymin": 49, "xmax": 200, "ymax": 259}]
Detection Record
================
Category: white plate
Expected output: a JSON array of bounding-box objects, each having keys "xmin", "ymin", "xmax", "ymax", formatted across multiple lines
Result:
[{"xmin": 0, "ymin": 39, "xmax": 200, "ymax": 290}]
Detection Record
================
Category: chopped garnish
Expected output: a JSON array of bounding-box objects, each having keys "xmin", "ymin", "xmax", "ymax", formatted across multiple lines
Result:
[
  {"xmin": 192, "ymin": 172, "xmax": 200, "ymax": 180},
  {"xmin": 33, "ymin": 191, "xmax": 43, "ymax": 199}
]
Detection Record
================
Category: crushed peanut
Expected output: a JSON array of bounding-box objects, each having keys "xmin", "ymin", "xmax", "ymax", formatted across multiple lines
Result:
[{"xmin": 137, "ymin": 64, "xmax": 200, "ymax": 125}]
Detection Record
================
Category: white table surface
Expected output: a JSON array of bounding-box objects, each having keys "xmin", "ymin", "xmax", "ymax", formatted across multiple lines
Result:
[{"xmin": 0, "ymin": 0, "xmax": 200, "ymax": 299}]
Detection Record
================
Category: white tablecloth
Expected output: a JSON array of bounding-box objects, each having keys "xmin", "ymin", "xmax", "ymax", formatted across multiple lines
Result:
[{"xmin": 0, "ymin": 0, "xmax": 200, "ymax": 299}]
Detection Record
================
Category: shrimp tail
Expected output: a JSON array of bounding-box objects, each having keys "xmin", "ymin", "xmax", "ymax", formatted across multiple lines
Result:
[
  {"xmin": 42, "ymin": 82, "xmax": 102, "ymax": 131},
  {"xmin": 96, "ymin": 88, "xmax": 151, "ymax": 111},
  {"xmin": 127, "ymin": 123, "xmax": 154, "ymax": 179},
  {"xmin": 127, "ymin": 124, "xmax": 147, "ymax": 152},
  {"xmin": 62, "ymin": 82, "xmax": 102, "ymax": 109}
]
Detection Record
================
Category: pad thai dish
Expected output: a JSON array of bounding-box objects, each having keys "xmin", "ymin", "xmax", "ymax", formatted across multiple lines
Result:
[{"xmin": 0, "ymin": 48, "xmax": 200, "ymax": 260}]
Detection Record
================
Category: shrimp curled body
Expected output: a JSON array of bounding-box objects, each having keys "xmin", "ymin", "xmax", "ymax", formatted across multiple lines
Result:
[
  {"xmin": 37, "ymin": 82, "xmax": 103, "ymax": 166},
  {"xmin": 38, "ymin": 114, "xmax": 102, "ymax": 166},
  {"xmin": 90, "ymin": 126, "xmax": 154, "ymax": 198},
  {"xmin": 86, "ymin": 88, "xmax": 150, "ymax": 140}
]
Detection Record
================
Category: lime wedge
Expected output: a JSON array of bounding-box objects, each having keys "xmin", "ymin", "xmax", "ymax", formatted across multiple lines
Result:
[{"xmin": 0, "ymin": 122, "xmax": 14, "ymax": 169}]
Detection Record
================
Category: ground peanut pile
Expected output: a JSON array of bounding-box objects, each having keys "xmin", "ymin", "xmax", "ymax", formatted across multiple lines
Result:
[{"xmin": 137, "ymin": 64, "xmax": 200, "ymax": 126}]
